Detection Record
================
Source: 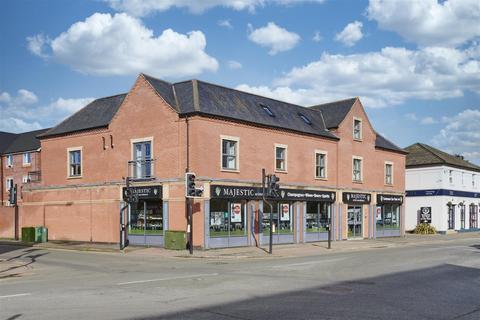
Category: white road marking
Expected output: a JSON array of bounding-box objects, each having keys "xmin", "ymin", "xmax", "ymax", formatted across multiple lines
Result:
[
  {"xmin": 272, "ymin": 257, "xmax": 346, "ymax": 268},
  {"xmin": 117, "ymin": 273, "xmax": 219, "ymax": 286},
  {"xmin": 0, "ymin": 293, "xmax": 32, "ymax": 299}
]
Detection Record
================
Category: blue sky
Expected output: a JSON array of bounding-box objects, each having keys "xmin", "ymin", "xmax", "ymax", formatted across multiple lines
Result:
[{"xmin": 1, "ymin": 0, "xmax": 479, "ymax": 163}]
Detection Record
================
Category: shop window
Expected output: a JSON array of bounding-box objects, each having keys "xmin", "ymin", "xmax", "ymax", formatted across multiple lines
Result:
[
  {"xmin": 209, "ymin": 199, "xmax": 246, "ymax": 237},
  {"xmin": 221, "ymin": 137, "xmax": 238, "ymax": 170},
  {"xmin": 460, "ymin": 204, "xmax": 465, "ymax": 229},
  {"xmin": 447, "ymin": 205, "xmax": 455, "ymax": 230},
  {"xmin": 315, "ymin": 152, "xmax": 327, "ymax": 179},
  {"xmin": 470, "ymin": 205, "xmax": 478, "ymax": 229},
  {"xmin": 129, "ymin": 200, "xmax": 163, "ymax": 235},
  {"xmin": 6, "ymin": 154, "xmax": 13, "ymax": 167},
  {"xmin": 23, "ymin": 152, "xmax": 31, "ymax": 165},
  {"xmin": 353, "ymin": 118, "xmax": 362, "ymax": 140},
  {"xmin": 262, "ymin": 202, "xmax": 293, "ymax": 235},
  {"xmin": 353, "ymin": 157, "xmax": 362, "ymax": 182},
  {"xmin": 275, "ymin": 145, "xmax": 287, "ymax": 172},
  {"xmin": 377, "ymin": 204, "xmax": 400, "ymax": 230},
  {"xmin": 306, "ymin": 202, "xmax": 329, "ymax": 232},
  {"xmin": 68, "ymin": 149, "xmax": 82, "ymax": 177},
  {"xmin": 385, "ymin": 163, "xmax": 393, "ymax": 185}
]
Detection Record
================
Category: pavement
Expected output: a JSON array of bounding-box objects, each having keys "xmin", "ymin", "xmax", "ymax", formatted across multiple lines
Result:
[
  {"xmin": 1, "ymin": 232, "xmax": 479, "ymax": 260},
  {"xmin": 0, "ymin": 233, "xmax": 479, "ymax": 319}
]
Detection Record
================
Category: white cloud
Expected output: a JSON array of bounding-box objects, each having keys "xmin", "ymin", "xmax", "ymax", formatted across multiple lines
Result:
[
  {"xmin": 432, "ymin": 109, "xmax": 480, "ymax": 164},
  {"xmin": 0, "ymin": 89, "xmax": 94, "ymax": 133},
  {"xmin": 312, "ymin": 31, "xmax": 322, "ymax": 42},
  {"xmin": 26, "ymin": 34, "xmax": 51, "ymax": 59},
  {"xmin": 335, "ymin": 21, "xmax": 363, "ymax": 47},
  {"xmin": 227, "ymin": 60, "xmax": 242, "ymax": 70},
  {"xmin": 236, "ymin": 44, "xmax": 480, "ymax": 107},
  {"xmin": 27, "ymin": 13, "xmax": 218, "ymax": 78},
  {"xmin": 107, "ymin": 0, "xmax": 326, "ymax": 16},
  {"xmin": 367, "ymin": 0, "xmax": 480, "ymax": 47},
  {"xmin": 218, "ymin": 19, "xmax": 233, "ymax": 29},
  {"xmin": 248, "ymin": 22, "xmax": 300, "ymax": 55},
  {"xmin": 420, "ymin": 116, "xmax": 437, "ymax": 125}
]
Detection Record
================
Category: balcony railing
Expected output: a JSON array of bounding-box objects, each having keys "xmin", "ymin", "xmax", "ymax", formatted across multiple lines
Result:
[
  {"xmin": 27, "ymin": 171, "xmax": 41, "ymax": 183},
  {"xmin": 127, "ymin": 159, "xmax": 156, "ymax": 181}
]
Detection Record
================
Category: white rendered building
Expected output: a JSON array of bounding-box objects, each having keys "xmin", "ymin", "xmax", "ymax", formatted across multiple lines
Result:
[{"xmin": 405, "ymin": 143, "xmax": 480, "ymax": 233}]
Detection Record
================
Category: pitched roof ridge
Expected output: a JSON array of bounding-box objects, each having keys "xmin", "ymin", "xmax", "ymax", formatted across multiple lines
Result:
[
  {"xmin": 309, "ymin": 97, "xmax": 357, "ymax": 108},
  {"xmin": 141, "ymin": 73, "xmax": 173, "ymax": 85},
  {"xmin": 94, "ymin": 93, "xmax": 127, "ymax": 100}
]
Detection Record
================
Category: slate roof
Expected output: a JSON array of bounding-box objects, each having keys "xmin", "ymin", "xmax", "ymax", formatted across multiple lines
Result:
[
  {"xmin": 376, "ymin": 134, "xmax": 408, "ymax": 154},
  {"xmin": 168, "ymin": 79, "xmax": 337, "ymax": 139},
  {"xmin": 37, "ymin": 73, "xmax": 406, "ymax": 154},
  {"xmin": 2, "ymin": 128, "xmax": 50, "ymax": 154},
  {"xmin": 0, "ymin": 131, "xmax": 18, "ymax": 153},
  {"xmin": 39, "ymin": 94, "xmax": 127, "ymax": 138},
  {"xmin": 309, "ymin": 98, "xmax": 357, "ymax": 129},
  {"xmin": 405, "ymin": 143, "xmax": 480, "ymax": 172}
]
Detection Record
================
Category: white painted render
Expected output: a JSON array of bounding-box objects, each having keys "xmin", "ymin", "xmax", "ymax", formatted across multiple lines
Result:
[{"xmin": 405, "ymin": 165, "xmax": 480, "ymax": 232}]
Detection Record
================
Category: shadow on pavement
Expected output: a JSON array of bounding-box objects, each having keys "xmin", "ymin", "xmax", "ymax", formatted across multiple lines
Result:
[
  {"xmin": 128, "ymin": 264, "xmax": 480, "ymax": 320},
  {"xmin": 0, "ymin": 247, "xmax": 48, "ymax": 277}
]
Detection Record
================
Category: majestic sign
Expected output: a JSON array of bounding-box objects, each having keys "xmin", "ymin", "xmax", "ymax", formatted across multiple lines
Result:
[
  {"xmin": 122, "ymin": 185, "xmax": 162, "ymax": 201},
  {"xmin": 211, "ymin": 185, "xmax": 335, "ymax": 202},
  {"xmin": 342, "ymin": 192, "xmax": 371, "ymax": 204},
  {"xmin": 377, "ymin": 194, "xmax": 404, "ymax": 204},
  {"xmin": 419, "ymin": 207, "xmax": 432, "ymax": 224}
]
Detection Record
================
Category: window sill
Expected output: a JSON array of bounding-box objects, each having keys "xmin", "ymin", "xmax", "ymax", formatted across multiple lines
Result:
[
  {"xmin": 315, "ymin": 177, "xmax": 328, "ymax": 181},
  {"xmin": 384, "ymin": 184, "xmax": 393, "ymax": 187},
  {"xmin": 221, "ymin": 168, "xmax": 240, "ymax": 173},
  {"xmin": 352, "ymin": 180, "xmax": 363, "ymax": 184},
  {"xmin": 275, "ymin": 169, "xmax": 288, "ymax": 174},
  {"xmin": 67, "ymin": 175, "xmax": 83, "ymax": 179},
  {"xmin": 353, "ymin": 138, "xmax": 363, "ymax": 142},
  {"xmin": 22, "ymin": 163, "xmax": 32, "ymax": 167}
]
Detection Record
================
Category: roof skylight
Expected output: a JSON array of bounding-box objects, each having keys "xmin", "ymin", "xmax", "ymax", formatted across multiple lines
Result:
[
  {"xmin": 299, "ymin": 113, "xmax": 312, "ymax": 125},
  {"xmin": 260, "ymin": 104, "xmax": 275, "ymax": 117}
]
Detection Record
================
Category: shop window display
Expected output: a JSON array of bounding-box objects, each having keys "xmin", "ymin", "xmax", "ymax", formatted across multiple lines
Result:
[{"xmin": 209, "ymin": 199, "xmax": 247, "ymax": 237}]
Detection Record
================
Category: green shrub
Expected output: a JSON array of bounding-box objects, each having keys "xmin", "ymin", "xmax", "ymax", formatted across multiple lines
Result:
[{"xmin": 414, "ymin": 223, "xmax": 436, "ymax": 234}]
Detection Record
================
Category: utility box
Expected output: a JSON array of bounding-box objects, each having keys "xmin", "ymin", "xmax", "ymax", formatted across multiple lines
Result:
[
  {"xmin": 21, "ymin": 226, "xmax": 48, "ymax": 243},
  {"xmin": 164, "ymin": 231, "xmax": 186, "ymax": 250}
]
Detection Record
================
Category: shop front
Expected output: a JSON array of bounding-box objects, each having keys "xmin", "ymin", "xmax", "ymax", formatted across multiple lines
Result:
[
  {"xmin": 122, "ymin": 185, "xmax": 164, "ymax": 246},
  {"xmin": 208, "ymin": 185, "xmax": 260, "ymax": 248},
  {"xmin": 304, "ymin": 191, "xmax": 336, "ymax": 242},
  {"xmin": 343, "ymin": 192, "xmax": 371, "ymax": 239},
  {"xmin": 375, "ymin": 194, "xmax": 403, "ymax": 237}
]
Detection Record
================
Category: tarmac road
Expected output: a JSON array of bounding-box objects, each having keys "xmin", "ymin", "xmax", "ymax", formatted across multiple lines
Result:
[{"xmin": 1, "ymin": 235, "xmax": 479, "ymax": 320}]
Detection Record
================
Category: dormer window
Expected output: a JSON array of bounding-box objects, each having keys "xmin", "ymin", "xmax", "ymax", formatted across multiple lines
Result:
[
  {"xmin": 353, "ymin": 118, "xmax": 362, "ymax": 140},
  {"xmin": 299, "ymin": 113, "xmax": 312, "ymax": 125},
  {"xmin": 260, "ymin": 104, "xmax": 274, "ymax": 117}
]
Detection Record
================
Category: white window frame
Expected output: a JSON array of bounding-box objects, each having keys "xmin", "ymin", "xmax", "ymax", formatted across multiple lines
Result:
[
  {"xmin": 220, "ymin": 135, "xmax": 240, "ymax": 172},
  {"xmin": 67, "ymin": 147, "xmax": 83, "ymax": 178},
  {"xmin": 6, "ymin": 177, "xmax": 13, "ymax": 191},
  {"xmin": 314, "ymin": 150, "xmax": 328, "ymax": 179},
  {"xmin": 353, "ymin": 117, "xmax": 363, "ymax": 141},
  {"xmin": 352, "ymin": 156, "xmax": 363, "ymax": 182},
  {"xmin": 6, "ymin": 154, "xmax": 13, "ymax": 167},
  {"xmin": 274, "ymin": 144, "xmax": 288, "ymax": 173},
  {"xmin": 385, "ymin": 161, "xmax": 394, "ymax": 185},
  {"xmin": 23, "ymin": 152, "xmax": 31, "ymax": 166},
  {"xmin": 22, "ymin": 175, "xmax": 29, "ymax": 183},
  {"xmin": 130, "ymin": 137, "xmax": 154, "ymax": 179}
]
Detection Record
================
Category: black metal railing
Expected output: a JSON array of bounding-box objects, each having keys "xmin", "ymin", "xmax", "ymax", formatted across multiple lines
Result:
[
  {"xmin": 127, "ymin": 159, "xmax": 156, "ymax": 181},
  {"xmin": 27, "ymin": 171, "xmax": 41, "ymax": 183}
]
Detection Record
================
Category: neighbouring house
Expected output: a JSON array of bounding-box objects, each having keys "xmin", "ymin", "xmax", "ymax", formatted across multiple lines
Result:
[{"xmin": 405, "ymin": 143, "xmax": 480, "ymax": 233}]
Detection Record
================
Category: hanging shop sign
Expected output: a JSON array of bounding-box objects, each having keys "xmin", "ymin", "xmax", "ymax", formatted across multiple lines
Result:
[
  {"xmin": 211, "ymin": 185, "xmax": 335, "ymax": 202},
  {"xmin": 342, "ymin": 192, "xmax": 371, "ymax": 204},
  {"xmin": 122, "ymin": 185, "xmax": 162, "ymax": 200},
  {"xmin": 419, "ymin": 207, "xmax": 432, "ymax": 224},
  {"xmin": 230, "ymin": 203, "xmax": 242, "ymax": 223},
  {"xmin": 377, "ymin": 194, "xmax": 403, "ymax": 204}
]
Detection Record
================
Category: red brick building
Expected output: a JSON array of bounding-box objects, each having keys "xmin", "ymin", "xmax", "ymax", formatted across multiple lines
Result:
[
  {"xmin": 0, "ymin": 128, "xmax": 48, "ymax": 238},
  {"xmin": 1, "ymin": 74, "xmax": 406, "ymax": 248}
]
